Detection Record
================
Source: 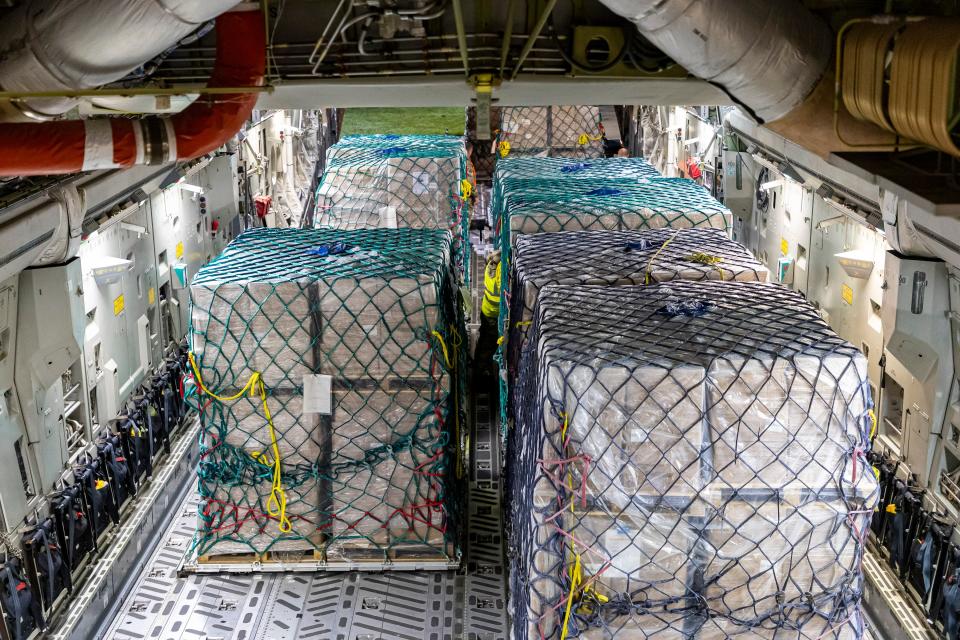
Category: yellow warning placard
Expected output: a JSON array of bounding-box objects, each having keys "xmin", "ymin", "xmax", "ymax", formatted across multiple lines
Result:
[
  {"xmin": 841, "ymin": 284, "xmax": 854, "ymax": 305},
  {"xmin": 175, "ymin": 241, "xmax": 184, "ymax": 259},
  {"xmin": 113, "ymin": 294, "xmax": 125, "ymax": 316},
  {"xmin": 148, "ymin": 287, "xmax": 156, "ymax": 305},
  {"xmin": 780, "ymin": 237, "xmax": 789, "ymax": 256}
]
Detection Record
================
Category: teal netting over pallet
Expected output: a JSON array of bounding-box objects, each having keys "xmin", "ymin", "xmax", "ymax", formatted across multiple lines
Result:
[
  {"xmin": 497, "ymin": 106, "xmax": 605, "ymax": 158},
  {"xmin": 188, "ymin": 227, "xmax": 464, "ymax": 563},
  {"xmin": 315, "ymin": 135, "xmax": 471, "ymax": 284},
  {"xmin": 499, "ymin": 178, "xmax": 731, "ymax": 241},
  {"xmin": 508, "ymin": 281, "xmax": 878, "ymax": 639},
  {"xmin": 330, "ymin": 134, "xmax": 468, "ymax": 156},
  {"xmin": 490, "ymin": 156, "xmax": 662, "ymax": 232}
]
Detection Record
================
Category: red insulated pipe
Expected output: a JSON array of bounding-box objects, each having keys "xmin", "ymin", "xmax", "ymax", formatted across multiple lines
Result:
[{"xmin": 0, "ymin": 6, "xmax": 266, "ymax": 177}]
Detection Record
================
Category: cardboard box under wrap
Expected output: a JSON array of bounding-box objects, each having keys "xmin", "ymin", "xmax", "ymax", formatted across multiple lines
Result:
[
  {"xmin": 327, "ymin": 445, "xmax": 448, "ymax": 558},
  {"xmin": 199, "ymin": 480, "xmax": 321, "ymax": 555},
  {"xmin": 577, "ymin": 610, "xmax": 865, "ymax": 639},
  {"xmin": 316, "ymin": 155, "xmax": 462, "ymax": 230},
  {"xmin": 547, "ymin": 362, "xmax": 708, "ymax": 500},
  {"xmin": 329, "ymin": 386, "xmax": 448, "ymax": 464},
  {"xmin": 694, "ymin": 610, "xmax": 865, "ymax": 640},
  {"xmin": 190, "ymin": 280, "xmax": 315, "ymax": 390},
  {"xmin": 501, "ymin": 106, "xmax": 549, "ymax": 150},
  {"xmin": 191, "ymin": 273, "xmax": 442, "ymax": 383},
  {"xmin": 509, "ymin": 281, "xmax": 877, "ymax": 640},
  {"xmin": 224, "ymin": 393, "xmax": 321, "ymax": 464},
  {"xmin": 707, "ymin": 353, "xmax": 870, "ymax": 491},
  {"xmin": 318, "ymin": 274, "xmax": 441, "ymax": 378},
  {"xmin": 499, "ymin": 105, "xmax": 603, "ymax": 156},
  {"xmin": 703, "ymin": 498, "xmax": 863, "ymax": 620}
]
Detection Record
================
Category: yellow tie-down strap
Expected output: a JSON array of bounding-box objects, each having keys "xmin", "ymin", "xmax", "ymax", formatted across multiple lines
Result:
[{"xmin": 188, "ymin": 352, "xmax": 291, "ymax": 533}]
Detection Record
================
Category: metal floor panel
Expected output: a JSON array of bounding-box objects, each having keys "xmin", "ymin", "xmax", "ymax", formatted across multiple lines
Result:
[
  {"xmin": 105, "ymin": 492, "xmax": 503, "ymax": 640},
  {"xmin": 103, "ymin": 382, "xmax": 509, "ymax": 640}
]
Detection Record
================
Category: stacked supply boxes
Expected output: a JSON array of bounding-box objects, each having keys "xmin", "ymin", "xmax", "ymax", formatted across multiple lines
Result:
[
  {"xmin": 189, "ymin": 227, "xmax": 462, "ymax": 563},
  {"xmin": 498, "ymin": 106, "xmax": 605, "ymax": 157},
  {"xmin": 491, "ymin": 157, "xmax": 731, "ymax": 427},
  {"xmin": 508, "ymin": 281, "xmax": 878, "ymax": 639},
  {"xmin": 315, "ymin": 134, "xmax": 471, "ymax": 282},
  {"xmin": 490, "ymin": 156, "xmax": 660, "ymax": 231},
  {"xmin": 493, "ymin": 153, "xmax": 877, "ymax": 638},
  {"xmin": 316, "ymin": 136, "xmax": 466, "ymax": 230},
  {"xmin": 505, "ymin": 227, "xmax": 769, "ymax": 373},
  {"xmin": 502, "ymin": 178, "xmax": 732, "ymax": 238}
]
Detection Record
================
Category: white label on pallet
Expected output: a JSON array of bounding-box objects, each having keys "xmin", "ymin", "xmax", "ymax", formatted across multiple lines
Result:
[
  {"xmin": 380, "ymin": 205, "xmax": 398, "ymax": 229},
  {"xmin": 303, "ymin": 374, "xmax": 332, "ymax": 414}
]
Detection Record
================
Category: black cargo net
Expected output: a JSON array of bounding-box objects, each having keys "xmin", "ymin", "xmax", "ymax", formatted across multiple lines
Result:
[
  {"xmin": 508, "ymin": 281, "xmax": 879, "ymax": 639},
  {"xmin": 505, "ymin": 228, "xmax": 770, "ymax": 381},
  {"xmin": 494, "ymin": 178, "xmax": 733, "ymax": 429}
]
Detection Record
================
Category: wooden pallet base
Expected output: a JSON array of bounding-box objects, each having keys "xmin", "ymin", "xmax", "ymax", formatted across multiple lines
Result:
[
  {"xmin": 198, "ymin": 548, "xmax": 324, "ymax": 565},
  {"xmin": 196, "ymin": 542, "xmax": 455, "ymax": 568}
]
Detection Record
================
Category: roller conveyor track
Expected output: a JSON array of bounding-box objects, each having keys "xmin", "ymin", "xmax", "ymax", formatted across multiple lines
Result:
[{"xmin": 100, "ymin": 381, "xmax": 509, "ymax": 640}]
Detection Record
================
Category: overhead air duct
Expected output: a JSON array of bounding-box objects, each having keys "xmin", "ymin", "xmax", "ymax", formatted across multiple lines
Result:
[
  {"xmin": 596, "ymin": 0, "xmax": 832, "ymax": 123},
  {"xmin": 0, "ymin": 0, "xmax": 241, "ymax": 121},
  {"xmin": 599, "ymin": 0, "xmax": 900, "ymax": 156},
  {"xmin": 0, "ymin": 6, "xmax": 265, "ymax": 176}
]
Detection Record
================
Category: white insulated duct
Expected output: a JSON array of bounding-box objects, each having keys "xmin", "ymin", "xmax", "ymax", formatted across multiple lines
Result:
[
  {"xmin": 0, "ymin": 0, "xmax": 240, "ymax": 120},
  {"xmin": 598, "ymin": 0, "xmax": 832, "ymax": 123}
]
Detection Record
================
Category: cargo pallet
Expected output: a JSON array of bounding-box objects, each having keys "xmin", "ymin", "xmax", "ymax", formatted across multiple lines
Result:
[{"xmin": 187, "ymin": 544, "xmax": 460, "ymax": 573}]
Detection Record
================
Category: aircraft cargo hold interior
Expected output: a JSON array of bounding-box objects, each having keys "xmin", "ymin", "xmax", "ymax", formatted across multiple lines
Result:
[{"xmin": 0, "ymin": 1, "xmax": 958, "ymax": 639}]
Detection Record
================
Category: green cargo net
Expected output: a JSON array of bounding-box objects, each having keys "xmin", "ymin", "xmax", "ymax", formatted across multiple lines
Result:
[
  {"xmin": 499, "ymin": 178, "xmax": 731, "ymax": 241},
  {"xmin": 329, "ymin": 134, "xmax": 468, "ymax": 154},
  {"xmin": 315, "ymin": 135, "xmax": 471, "ymax": 284},
  {"xmin": 188, "ymin": 227, "xmax": 464, "ymax": 562},
  {"xmin": 490, "ymin": 156, "xmax": 662, "ymax": 232},
  {"xmin": 497, "ymin": 106, "xmax": 605, "ymax": 158},
  {"xmin": 508, "ymin": 281, "xmax": 879, "ymax": 639}
]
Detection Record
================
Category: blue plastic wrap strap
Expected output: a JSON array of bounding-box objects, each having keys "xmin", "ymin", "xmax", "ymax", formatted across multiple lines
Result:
[
  {"xmin": 624, "ymin": 239, "xmax": 664, "ymax": 252},
  {"xmin": 560, "ymin": 162, "xmax": 592, "ymax": 173},
  {"xmin": 585, "ymin": 187, "xmax": 623, "ymax": 197},
  {"xmin": 377, "ymin": 146, "xmax": 408, "ymax": 156},
  {"xmin": 657, "ymin": 299, "xmax": 713, "ymax": 318},
  {"xmin": 306, "ymin": 242, "xmax": 351, "ymax": 257}
]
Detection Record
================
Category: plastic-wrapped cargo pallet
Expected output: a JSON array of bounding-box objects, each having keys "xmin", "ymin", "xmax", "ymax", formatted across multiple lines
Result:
[
  {"xmin": 498, "ymin": 106, "xmax": 605, "ymax": 157},
  {"xmin": 508, "ymin": 281, "xmax": 878, "ymax": 639},
  {"xmin": 315, "ymin": 134, "xmax": 471, "ymax": 280},
  {"xmin": 188, "ymin": 227, "xmax": 463, "ymax": 565},
  {"xmin": 501, "ymin": 178, "xmax": 732, "ymax": 240},
  {"xmin": 492, "ymin": 169, "xmax": 732, "ymax": 428},
  {"xmin": 490, "ymin": 156, "xmax": 661, "ymax": 230},
  {"xmin": 505, "ymin": 228, "xmax": 770, "ymax": 374}
]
